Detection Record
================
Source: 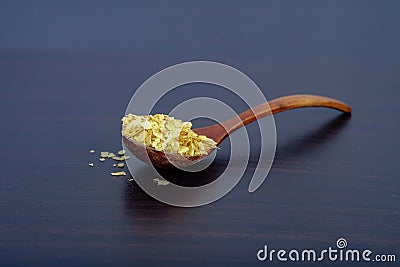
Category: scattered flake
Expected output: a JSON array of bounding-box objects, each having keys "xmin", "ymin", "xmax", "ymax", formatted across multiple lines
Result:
[
  {"xmin": 113, "ymin": 164, "xmax": 117, "ymax": 167},
  {"xmin": 121, "ymin": 114, "xmax": 217, "ymax": 157},
  {"xmin": 99, "ymin": 158, "xmax": 106, "ymax": 162},
  {"xmin": 128, "ymin": 178, "xmax": 135, "ymax": 182},
  {"xmin": 118, "ymin": 150, "xmax": 125, "ymax": 155},
  {"xmin": 153, "ymin": 178, "xmax": 170, "ymax": 186},
  {"xmin": 107, "ymin": 152, "xmax": 116, "ymax": 158},
  {"xmin": 112, "ymin": 156, "xmax": 125, "ymax": 161},
  {"xmin": 100, "ymin": 151, "xmax": 109, "ymax": 158},
  {"xmin": 88, "ymin": 163, "xmax": 94, "ymax": 167},
  {"xmin": 117, "ymin": 163, "xmax": 124, "ymax": 168},
  {"xmin": 89, "ymin": 149, "xmax": 95, "ymax": 154},
  {"xmin": 111, "ymin": 171, "xmax": 126, "ymax": 176},
  {"xmin": 123, "ymin": 155, "xmax": 130, "ymax": 160}
]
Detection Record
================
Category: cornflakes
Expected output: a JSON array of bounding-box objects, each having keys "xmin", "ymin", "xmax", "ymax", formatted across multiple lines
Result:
[
  {"xmin": 111, "ymin": 171, "xmax": 126, "ymax": 176},
  {"xmin": 121, "ymin": 114, "xmax": 217, "ymax": 157},
  {"xmin": 153, "ymin": 178, "xmax": 170, "ymax": 186}
]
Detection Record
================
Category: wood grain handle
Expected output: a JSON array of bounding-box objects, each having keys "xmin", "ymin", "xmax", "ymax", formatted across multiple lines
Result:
[{"xmin": 222, "ymin": 94, "xmax": 352, "ymax": 136}]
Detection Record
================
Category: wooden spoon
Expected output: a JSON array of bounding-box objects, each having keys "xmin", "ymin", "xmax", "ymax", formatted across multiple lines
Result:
[{"xmin": 122, "ymin": 94, "xmax": 351, "ymax": 169}]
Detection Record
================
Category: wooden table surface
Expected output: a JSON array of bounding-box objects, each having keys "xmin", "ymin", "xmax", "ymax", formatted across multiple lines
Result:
[{"xmin": 0, "ymin": 2, "xmax": 399, "ymax": 267}]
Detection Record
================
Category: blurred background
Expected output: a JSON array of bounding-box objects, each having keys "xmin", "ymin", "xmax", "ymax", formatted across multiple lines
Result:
[{"xmin": 1, "ymin": 0, "xmax": 399, "ymax": 61}]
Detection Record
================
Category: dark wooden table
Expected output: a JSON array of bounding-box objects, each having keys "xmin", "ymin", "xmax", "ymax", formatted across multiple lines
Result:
[{"xmin": 0, "ymin": 2, "xmax": 399, "ymax": 267}]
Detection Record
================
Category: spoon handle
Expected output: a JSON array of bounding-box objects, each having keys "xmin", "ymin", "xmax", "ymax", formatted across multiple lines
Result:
[{"xmin": 203, "ymin": 94, "xmax": 351, "ymax": 144}]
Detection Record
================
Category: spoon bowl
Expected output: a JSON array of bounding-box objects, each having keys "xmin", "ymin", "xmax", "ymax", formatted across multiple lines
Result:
[
  {"xmin": 122, "ymin": 135, "xmax": 206, "ymax": 169},
  {"xmin": 123, "ymin": 94, "xmax": 352, "ymax": 169}
]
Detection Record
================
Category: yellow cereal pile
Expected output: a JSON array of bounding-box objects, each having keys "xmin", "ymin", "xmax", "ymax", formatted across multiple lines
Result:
[{"xmin": 121, "ymin": 114, "xmax": 217, "ymax": 157}]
